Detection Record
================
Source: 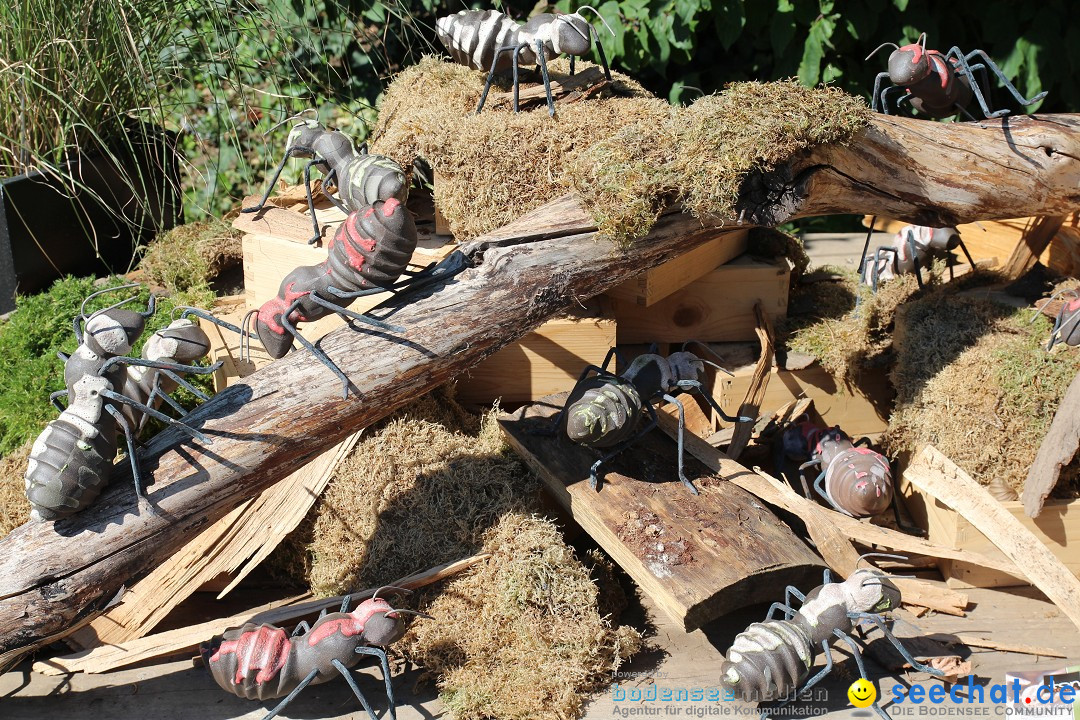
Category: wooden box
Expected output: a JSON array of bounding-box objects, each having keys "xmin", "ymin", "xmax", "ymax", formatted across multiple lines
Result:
[
  {"xmin": 606, "ymin": 228, "xmax": 748, "ymax": 307},
  {"xmin": 454, "ymin": 300, "xmax": 616, "ymax": 406},
  {"xmin": 608, "ymin": 255, "xmax": 790, "ymax": 344},
  {"xmin": 900, "ymin": 472, "xmax": 1080, "ymax": 588}
]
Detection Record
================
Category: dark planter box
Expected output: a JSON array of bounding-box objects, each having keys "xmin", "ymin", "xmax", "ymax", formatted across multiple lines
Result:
[{"xmin": 0, "ymin": 125, "xmax": 182, "ymax": 313}]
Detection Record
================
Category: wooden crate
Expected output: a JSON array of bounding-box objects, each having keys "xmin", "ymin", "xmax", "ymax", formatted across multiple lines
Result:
[
  {"xmin": 606, "ymin": 228, "xmax": 748, "ymax": 307},
  {"xmin": 717, "ymin": 355, "xmax": 893, "ymax": 438},
  {"xmin": 454, "ymin": 300, "xmax": 616, "ymax": 406},
  {"xmin": 608, "ymin": 255, "xmax": 790, "ymax": 344},
  {"xmin": 899, "ymin": 471, "xmax": 1080, "ymax": 588}
]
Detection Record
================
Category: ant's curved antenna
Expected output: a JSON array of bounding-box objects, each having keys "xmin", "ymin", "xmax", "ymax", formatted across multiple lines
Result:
[
  {"xmin": 865, "ymin": 42, "xmax": 899, "ymax": 61},
  {"xmin": 576, "ymin": 6, "xmax": 615, "ymax": 36},
  {"xmin": 373, "ymin": 585, "xmax": 413, "ymax": 600},
  {"xmin": 80, "ymin": 282, "xmax": 142, "ymax": 319},
  {"xmin": 680, "ymin": 339, "xmax": 736, "ymax": 377},
  {"xmin": 265, "ymin": 108, "xmax": 319, "ymax": 138},
  {"xmin": 918, "ymin": 32, "xmax": 927, "ymax": 51}
]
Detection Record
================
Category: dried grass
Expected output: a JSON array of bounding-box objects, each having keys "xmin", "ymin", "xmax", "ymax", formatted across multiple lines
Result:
[
  {"xmin": 274, "ymin": 390, "xmax": 642, "ymax": 718},
  {"xmin": 372, "ymin": 59, "xmax": 867, "ymax": 244},
  {"xmin": 401, "ymin": 512, "xmax": 642, "ymax": 720},
  {"xmin": 0, "ymin": 441, "xmax": 31, "ymax": 538},
  {"xmin": 138, "ymin": 217, "xmax": 242, "ymax": 292},
  {"xmin": 886, "ymin": 296, "xmax": 1080, "ymax": 494}
]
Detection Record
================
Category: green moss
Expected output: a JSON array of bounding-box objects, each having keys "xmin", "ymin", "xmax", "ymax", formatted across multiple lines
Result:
[{"xmin": 0, "ymin": 276, "xmax": 215, "ymax": 455}]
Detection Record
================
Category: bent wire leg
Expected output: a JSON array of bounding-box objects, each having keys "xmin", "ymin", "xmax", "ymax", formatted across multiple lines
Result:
[
  {"xmin": 945, "ymin": 47, "xmax": 1008, "ymax": 119},
  {"xmin": 765, "ymin": 601, "xmax": 799, "ymax": 621},
  {"xmin": 278, "ymin": 303, "xmax": 351, "ymax": 399},
  {"xmin": 105, "ymin": 404, "xmax": 143, "ymax": 497},
  {"xmin": 511, "ymin": 42, "xmax": 529, "ymax": 112},
  {"xmin": 854, "ymin": 613, "xmax": 944, "ymax": 676},
  {"xmin": 870, "ymin": 72, "xmax": 889, "ymax": 113},
  {"xmin": 659, "ymin": 393, "xmax": 699, "ymax": 495},
  {"xmin": 50, "ymin": 390, "xmax": 69, "ymax": 413},
  {"xmin": 477, "ymin": 45, "xmax": 522, "ymax": 114},
  {"xmin": 309, "ymin": 292, "xmax": 403, "ymax": 333},
  {"xmin": 535, "ymin": 38, "xmax": 555, "ymax": 116},
  {"xmin": 964, "ymin": 48, "xmax": 1048, "ymax": 107},
  {"xmin": 355, "ymin": 646, "xmax": 398, "ymax": 720},
  {"xmin": 260, "ymin": 667, "xmax": 320, "ymax": 720},
  {"xmin": 589, "ymin": 414, "xmax": 656, "ymax": 492},
  {"xmin": 99, "ymin": 389, "xmax": 211, "ymax": 445},
  {"xmin": 593, "ymin": 26, "xmax": 612, "ymax": 80},
  {"xmin": 100, "ymin": 357, "xmax": 221, "ymax": 402},
  {"xmin": 905, "ymin": 229, "xmax": 924, "ymax": 288},
  {"xmin": 291, "ymin": 620, "xmax": 311, "ymax": 636},
  {"xmin": 334, "ymin": 658, "xmax": 380, "ymax": 720},
  {"xmin": 675, "ymin": 378, "xmax": 753, "ymax": 424},
  {"xmin": 244, "ymin": 147, "xmax": 304, "ymax": 216}
]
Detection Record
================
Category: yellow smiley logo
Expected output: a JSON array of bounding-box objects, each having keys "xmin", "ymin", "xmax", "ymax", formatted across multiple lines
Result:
[{"xmin": 848, "ymin": 679, "xmax": 877, "ymax": 708}]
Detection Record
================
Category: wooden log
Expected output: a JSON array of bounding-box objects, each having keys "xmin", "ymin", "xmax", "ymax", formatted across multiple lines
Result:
[
  {"xmin": 1023, "ymin": 369, "xmax": 1080, "ymax": 518},
  {"xmin": 453, "ymin": 299, "xmax": 616, "ymax": 406},
  {"xmin": 726, "ymin": 303, "xmax": 774, "ymax": 460},
  {"xmin": 498, "ymin": 393, "xmax": 825, "ymax": 630},
  {"xmin": 610, "ymin": 256, "xmax": 790, "ymax": 343},
  {"xmin": 904, "ymin": 445, "xmax": 1080, "ymax": 632},
  {"xmin": 606, "ymin": 228, "xmax": 748, "ymax": 306},
  {"xmin": 2, "ymin": 112, "xmax": 1079, "ymax": 665}
]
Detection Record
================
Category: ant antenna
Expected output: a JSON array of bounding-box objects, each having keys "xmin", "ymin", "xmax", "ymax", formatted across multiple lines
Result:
[
  {"xmin": 240, "ymin": 309, "xmax": 259, "ymax": 364},
  {"xmin": 576, "ymin": 6, "xmax": 615, "ymax": 36},
  {"xmin": 80, "ymin": 282, "xmax": 143, "ymax": 319},
  {"xmin": 265, "ymin": 108, "xmax": 319, "ymax": 138},
  {"xmin": 680, "ymin": 339, "xmax": 736, "ymax": 377},
  {"xmin": 373, "ymin": 585, "xmax": 413, "ymax": 600},
  {"xmin": 855, "ymin": 552, "xmax": 917, "ymax": 580},
  {"xmin": 865, "ymin": 42, "xmax": 899, "ymax": 61},
  {"xmin": 386, "ymin": 608, "xmax": 434, "ymax": 619},
  {"xmin": 918, "ymin": 32, "xmax": 927, "ymax": 51}
]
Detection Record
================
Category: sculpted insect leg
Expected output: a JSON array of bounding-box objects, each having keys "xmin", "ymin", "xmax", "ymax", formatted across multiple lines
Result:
[
  {"xmin": 260, "ymin": 667, "xmax": 320, "ymax": 720},
  {"xmin": 661, "ymin": 392, "xmax": 700, "ymax": 495},
  {"xmin": 956, "ymin": 48, "xmax": 1047, "ymax": 114},
  {"xmin": 99, "ymin": 389, "xmax": 212, "ymax": 445},
  {"xmin": 477, "ymin": 44, "xmax": 525, "ymax": 114},
  {"xmin": 104, "ymin": 404, "xmax": 144, "ymax": 497},
  {"xmin": 355, "ymin": 646, "xmax": 398, "ymax": 720},
  {"xmin": 332, "ymin": 659, "xmax": 381, "ymax": 720},
  {"xmin": 587, "ymin": 401, "xmax": 658, "ymax": 492},
  {"xmin": 535, "ymin": 38, "xmax": 556, "ymax": 116}
]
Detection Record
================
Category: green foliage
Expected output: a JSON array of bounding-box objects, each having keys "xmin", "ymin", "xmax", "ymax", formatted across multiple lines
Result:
[{"xmin": 0, "ymin": 277, "xmax": 215, "ymax": 456}]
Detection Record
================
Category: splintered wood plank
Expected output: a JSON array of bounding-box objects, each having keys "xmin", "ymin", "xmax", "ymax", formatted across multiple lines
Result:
[
  {"xmin": 905, "ymin": 445, "xmax": 1080, "ymax": 632},
  {"xmin": 64, "ymin": 431, "xmax": 362, "ymax": 651},
  {"xmin": 498, "ymin": 393, "xmax": 823, "ymax": 630},
  {"xmin": 726, "ymin": 303, "xmax": 774, "ymax": 460},
  {"xmin": 1024, "ymin": 369, "xmax": 1080, "ymax": 518},
  {"xmin": 606, "ymin": 228, "xmax": 748, "ymax": 307}
]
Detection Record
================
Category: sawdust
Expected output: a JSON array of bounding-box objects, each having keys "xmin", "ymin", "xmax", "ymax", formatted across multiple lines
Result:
[{"xmin": 616, "ymin": 508, "xmax": 694, "ymax": 579}]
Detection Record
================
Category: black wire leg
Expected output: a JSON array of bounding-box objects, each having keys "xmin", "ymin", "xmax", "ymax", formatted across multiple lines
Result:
[
  {"xmin": 588, "ymin": 416, "xmax": 655, "ymax": 492},
  {"xmin": 279, "ymin": 309, "xmax": 352, "ymax": 399},
  {"xmin": 870, "ymin": 72, "xmax": 889, "ymax": 113},
  {"xmin": 178, "ymin": 307, "xmax": 255, "ymax": 340},
  {"xmin": 963, "ymin": 48, "xmax": 1047, "ymax": 108},
  {"xmin": 660, "ymin": 393, "xmax": 699, "ymax": 495},
  {"xmin": 854, "ymin": 613, "xmax": 945, "ymax": 677},
  {"xmin": 50, "ymin": 390, "xmax": 68, "ymax": 413},
  {"xmin": 511, "ymin": 42, "xmax": 528, "ymax": 112},
  {"xmin": 291, "ymin": 620, "xmax": 311, "ymax": 637},
  {"xmin": 356, "ymin": 646, "xmax": 398, "ymax": 720},
  {"xmin": 309, "ymin": 293, "xmax": 404, "ymax": 333},
  {"xmin": 593, "ymin": 26, "xmax": 612, "ymax": 81},
  {"xmin": 303, "ymin": 159, "xmax": 324, "ymax": 245},
  {"xmin": 260, "ymin": 667, "xmax": 320, "ymax": 720},
  {"xmin": 244, "ymin": 148, "xmax": 303, "ymax": 216},
  {"xmin": 675, "ymin": 378, "xmax": 754, "ymax": 424},
  {"xmin": 332, "ymin": 659, "xmax": 380, "ymax": 720},
  {"xmin": 100, "ymin": 389, "xmax": 212, "ymax": 445},
  {"xmin": 833, "ymin": 629, "xmax": 890, "ymax": 720},
  {"xmin": 535, "ymin": 39, "xmax": 555, "ymax": 116},
  {"xmin": 104, "ymin": 405, "xmax": 144, "ymax": 498},
  {"xmin": 100, "ymin": 357, "xmax": 222, "ymax": 401},
  {"xmin": 476, "ymin": 45, "xmax": 523, "ymax": 114},
  {"xmin": 906, "ymin": 230, "xmax": 924, "ymax": 288}
]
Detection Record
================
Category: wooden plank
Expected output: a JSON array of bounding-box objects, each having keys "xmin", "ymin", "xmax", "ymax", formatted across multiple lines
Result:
[
  {"xmin": 609, "ymin": 256, "xmax": 789, "ymax": 344},
  {"xmin": 727, "ymin": 303, "xmax": 773, "ymax": 460},
  {"xmin": 498, "ymin": 394, "xmax": 824, "ymax": 631},
  {"xmin": 904, "ymin": 445, "xmax": 1080, "ymax": 632},
  {"xmin": 489, "ymin": 65, "xmax": 610, "ymax": 109},
  {"xmin": 900, "ymin": 467, "xmax": 1080, "ymax": 588},
  {"xmin": 606, "ymin": 228, "xmax": 748, "ymax": 306},
  {"xmin": 1023, "ymin": 369, "xmax": 1080, "ymax": 518},
  {"xmin": 34, "ymin": 555, "xmax": 486, "ymax": 676},
  {"xmin": 454, "ymin": 300, "xmax": 615, "ymax": 406},
  {"xmin": 653, "ymin": 413, "xmax": 972, "ymax": 615},
  {"xmin": 65, "ymin": 431, "xmax": 363, "ymax": 650},
  {"xmin": 1004, "ymin": 215, "xmax": 1069, "ymax": 279}
]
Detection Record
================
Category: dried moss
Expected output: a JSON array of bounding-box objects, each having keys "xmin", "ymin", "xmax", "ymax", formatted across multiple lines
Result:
[
  {"xmin": 0, "ymin": 440, "xmax": 31, "ymax": 538},
  {"xmin": 304, "ymin": 392, "xmax": 534, "ymax": 595},
  {"xmin": 402, "ymin": 512, "xmax": 642, "ymax": 720},
  {"xmin": 277, "ymin": 390, "xmax": 641, "ymax": 719},
  {"xmin": 139, "ymin": 217, "xmax": 242, "ymax": 292},
  {"xmin": 372, "ymin": 59, "xmax": 868, "ymax": 244},
  {"xmin": 886, "ymin": 296, "xmax": 1080, "ymax": 494}
]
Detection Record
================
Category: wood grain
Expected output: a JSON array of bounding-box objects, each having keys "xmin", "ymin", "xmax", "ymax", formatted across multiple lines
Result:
[{"xmin": 499, "ymin": 394, "xmax": 824, "ymax": 630}]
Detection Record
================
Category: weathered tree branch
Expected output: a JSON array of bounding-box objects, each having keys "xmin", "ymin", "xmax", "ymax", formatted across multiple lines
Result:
[{"xmin": 2, "ymin": 112, "xmax": 1079, "ymax": 666}]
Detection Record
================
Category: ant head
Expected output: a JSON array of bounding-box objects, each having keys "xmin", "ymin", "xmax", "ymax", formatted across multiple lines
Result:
[
  {"xmin": 552, "ymin": 13, "xmax": 593, "ymax": 56},
  {"xmin": 285, "ymin": 120, "xmax": 322, "ymax": 155},
  {"xmin": 146, "ymin": 319, "xmax": 212, "ymax": 365},
  {"xmin": 888, "ymin": 33, "xmax": 932, "ymax": 86},
  {"xmin": 84, "ymin": 308, "xmax": 145, "ymax": 357},
  {"xmin": 852, "ymin": 567, "xmax": 902, "ymax": 613},
  {"xmin": 354, "ymin": 593, "xmax": 432, "ymax": 648}
]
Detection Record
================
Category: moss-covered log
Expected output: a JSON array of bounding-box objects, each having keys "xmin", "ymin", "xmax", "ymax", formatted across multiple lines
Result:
[{"xmin": 1, "ymin": 111, "xmax": 1079, "ymax": 667}]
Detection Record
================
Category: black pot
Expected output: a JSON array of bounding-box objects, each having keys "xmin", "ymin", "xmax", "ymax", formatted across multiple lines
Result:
[{"xmin": 0, "ymin": 124, "xmax": 182, "ymax": 313}]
